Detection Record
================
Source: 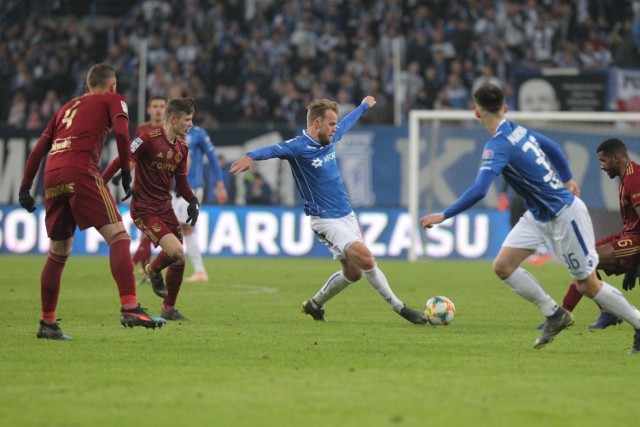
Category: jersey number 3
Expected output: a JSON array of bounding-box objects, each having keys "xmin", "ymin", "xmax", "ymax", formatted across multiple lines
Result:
[{"xmin": 522, "ymin": 137, "xmax": 563, "ymax": 190}]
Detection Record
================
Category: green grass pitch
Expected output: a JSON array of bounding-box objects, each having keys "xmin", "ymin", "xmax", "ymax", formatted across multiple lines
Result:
[{"xmin": 1, "ymin": 255, "xmax": 639, "ymax": 427}]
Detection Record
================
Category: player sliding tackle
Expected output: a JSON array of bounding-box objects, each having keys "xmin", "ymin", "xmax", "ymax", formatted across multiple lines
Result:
[
  {"xmin": 230, "ymin": 96, "xmax": 426, "ymax": 324},
  {"xmin": 420, "ymin": 83, "xmax": 640, "ymax": 354}
]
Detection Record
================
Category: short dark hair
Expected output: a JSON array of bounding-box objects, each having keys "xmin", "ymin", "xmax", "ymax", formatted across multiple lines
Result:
[
  {"xmin": 147, "ymin": 95, "xmax": 167, "ymax": 106},
  {"xmin": 86, "ymin": 63, "xmax": 116, "ymax": 89},
  {"xmin": 166, "ymin": 97, "xmax": 195, "ymax": 117},
  {"xmin": 473, "ymin": 83, "xmax": 504, "ymax": 113},
  {"xmin": 597, "ymin": 138, "xmax": 627, "ymax": 156}
]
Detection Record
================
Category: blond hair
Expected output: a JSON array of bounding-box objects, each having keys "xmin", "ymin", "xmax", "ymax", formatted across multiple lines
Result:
[{"xmin": 306, "ymin": 99, "xmax": 339, "ymax": 126}]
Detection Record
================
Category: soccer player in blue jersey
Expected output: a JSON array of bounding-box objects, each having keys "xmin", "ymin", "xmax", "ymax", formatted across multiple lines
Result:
[
  {"xmin": 420, "ymin": 84, "xmax": 640, "ymax": 354},
  {"xmin": 172, "ymin": 124, "xmax": 228, "ymax": 282},
  {"xmin": 230, "ymin": 96, "xmax": 426, "ymax": 324}
]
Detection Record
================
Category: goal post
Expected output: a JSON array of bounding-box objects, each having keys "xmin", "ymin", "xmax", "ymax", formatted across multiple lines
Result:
[{"xmin": 407, "ymin": 110, "xmax": 640, "ymax": 262}]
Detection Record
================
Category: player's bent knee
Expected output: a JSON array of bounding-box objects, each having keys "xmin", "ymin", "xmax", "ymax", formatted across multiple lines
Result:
[
  {"xmin": 165, "ymin": 247, "xmax": 185, "ymax": 263},
  {"xmin": 344, "ymin": 271, "xmax": 362, "ymax": 282},
  {"xmin": 492, "ymin": 259, "xmax": 513, "ymax": 281},
  {"xmin": 576, "ymin": 276, "xmax": 601, "ymax": 298}
]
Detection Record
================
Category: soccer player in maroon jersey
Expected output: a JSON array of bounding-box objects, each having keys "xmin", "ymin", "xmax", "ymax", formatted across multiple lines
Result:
[
  {"xmin": 18, "ymin": 63, "xmax": 167, "ymax": 339},
  {"xmin": 548, "ymin": 138, "xmax": 640, "ymax": 330},
  {"xmin": 103, "ymin": 97, "xmax": 200, "ymax": 321},
  {"xmin": 130, "ymin": 96, "xmax": 168, "ymax": 284}
]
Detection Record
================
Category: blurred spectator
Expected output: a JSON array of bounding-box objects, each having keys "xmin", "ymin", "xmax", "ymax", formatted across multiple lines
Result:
[
  {"xmin": 26, "ymin": 102, "xmax": 42, "ymax": 130},
  {"xmin": 527, "ymin": 16, "xmax": 556, "ymax": 64},
  {"xmin": 472, "ymin": 65, "xmax": 503, "ymax": 93},
  {"xmin": 40, "ymin": 90, "xmax": 61, "ymax": 119},
  {"xmin": 553, "ymin": 42, "xmax": 581, "ymax": 68},
  {"xmin": 442, "ymin": 74, "xmax": 470, "ymax": 110},
  {"xmin": 245, "ymin": 171, "xmax": 272, "ymax": 206},
  {"xmin": 7, "ymin": 90, "xmax": 27, "ymax": 127},
  {"xmin": 1, "ymin": 0, "xmax": 639, "ymax": 128}
]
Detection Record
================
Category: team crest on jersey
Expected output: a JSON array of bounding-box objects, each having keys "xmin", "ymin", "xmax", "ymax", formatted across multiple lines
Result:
[
  {"xmin": 167, "ymin": 150, "xmax": 173, "ymax": 160},
  {"xmin": 175, "ymin": 152, "xmax": 183, "ymax": 163},
  {"xmin": 482, "ymin": 149, "xmax": 494, "ymax": 160},
  {"xmin": 131, "ymin": 137, "xmax": 143, "ymax": 153}
]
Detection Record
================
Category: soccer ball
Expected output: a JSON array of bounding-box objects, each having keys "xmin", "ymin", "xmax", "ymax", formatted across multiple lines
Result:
[{"xmin": 425, "ymin": 296, "xmax": 456, "ymax": 325}]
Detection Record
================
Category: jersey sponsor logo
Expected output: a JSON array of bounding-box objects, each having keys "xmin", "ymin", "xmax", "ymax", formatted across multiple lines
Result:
[
  {"xmin": 50, "ymin": 137, "xmax": 73, "ymax": 154},
  {"xmin": 482, "ymin": 149, "xmax": 494, "ymax": 160},
  {"xmin": 131, "ymin": 137, "xmax": 143, "ymax": 153},
  {"xmin": 120, "ymin": 100, "xmax": 129, "ymax": 114},
  {"xmin": 312, "ymin": 158, "xmax": 323, "ymax": 168},
  {"xmin": 45, "ymin": 183, "xmax": 75, "ymax": 199},
  {"xmin": 151, "ymin": 224, "xmax": 161, "ymax": 233},
  {"xmin": 150, "ymin": 161, "xmax": 177, "ymax": 172},
  {"xmin": 323, "ymin": 152, "xmax": 336, "ymax": 162}
]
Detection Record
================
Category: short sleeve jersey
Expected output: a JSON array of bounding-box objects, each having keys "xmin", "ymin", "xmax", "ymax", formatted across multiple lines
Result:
[
  {"xmin": 43, "ymin": 92, "xmax": 129, "ymax": 173},
  {"xmin": 620, "ymin": 161, "xmax": 640, "ymax": 234},
  {"xmin": 131, "ymin": 128, "xmax": 190, "ymax": 213},
  {"xmin": 480, "ymin": 119, "xmax": 574, "ymax": 222}
]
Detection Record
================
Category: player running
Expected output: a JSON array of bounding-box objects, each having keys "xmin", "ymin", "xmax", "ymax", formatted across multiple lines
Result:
[
  {"xmin": 230, "ymin": 96, "xmax": 426, "ymax": 325},
  {"xmin": 103, "ymin": 97, "xmax": 199, "ymax": 321},
  {"xmin": 19, "ymin": 63, "xmax": 167, "ymax": 339},
  {"xmin": 420, "ymin": 83, "xmax": 640, "ymax": 354}
]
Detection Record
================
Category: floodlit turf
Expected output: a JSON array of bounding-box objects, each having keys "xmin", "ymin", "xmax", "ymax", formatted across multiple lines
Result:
[{"xmin": 1, "ymin": 255, "xmax": 639, "ymax": 426}]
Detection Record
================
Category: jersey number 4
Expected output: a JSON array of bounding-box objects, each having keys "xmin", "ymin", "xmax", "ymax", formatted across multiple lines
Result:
[{"xmin": 61, "ymin": 100, "xmax": 80, "ymax": 129}]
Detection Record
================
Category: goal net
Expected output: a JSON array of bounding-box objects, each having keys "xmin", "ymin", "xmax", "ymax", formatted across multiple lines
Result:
[{"xmin": 407, "ymin": 110, "xmax": 640, "ymax": 261}]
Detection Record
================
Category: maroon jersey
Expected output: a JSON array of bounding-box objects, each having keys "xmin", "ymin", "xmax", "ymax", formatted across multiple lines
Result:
[
  {"xmin": 130, "ymin": 128, "xmax": 195, "ymax": 214},
  {"xmin": 135, "ymin": 122, "xmax": 161, "ymax": 137},
  {"xmin": 43, "ymin": 92, "xmax": 128, "ymax": 173},
  {"xmin": 620, "ymin": 161, "xmax": 640, "ymax": 234}
]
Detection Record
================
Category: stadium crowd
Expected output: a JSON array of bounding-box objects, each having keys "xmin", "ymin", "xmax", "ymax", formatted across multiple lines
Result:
[{"xmin": 1, "ymin": 0, "xmax": 639, "ymax": 130}]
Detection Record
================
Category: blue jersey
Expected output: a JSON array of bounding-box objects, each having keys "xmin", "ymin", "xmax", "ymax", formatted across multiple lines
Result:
[
  {"xmin": 247, "ymin": 103, "xmax": 370, "ymax": 218},
  {"xmin": 481, "ymin": 119, "xmax": 574, "ymax": 222},
  {"xmin": 186, "ymin": 125, "xmax": 223, "ymax": 190}
]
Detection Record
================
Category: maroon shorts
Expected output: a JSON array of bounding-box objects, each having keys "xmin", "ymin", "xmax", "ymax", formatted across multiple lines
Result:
[
  {"xmin": 597, "ymin": 232, "xmax": 640, "ymax": 276},
  {"xmin": 130, "ymin": 205, "xmax": 182, "ymax": 248},
  {"xmin": 44, "ymin": 168, "xmax": 122, "ymax": 240}
]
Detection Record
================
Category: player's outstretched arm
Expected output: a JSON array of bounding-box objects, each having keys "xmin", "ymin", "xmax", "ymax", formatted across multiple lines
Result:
[
  {"xmin": 230, "ymin": 155, "xmax": 253, "ymax": 175},
  {"xmin": 361, "ymin": 95, "xmax": 376, "ymax": 108}
]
